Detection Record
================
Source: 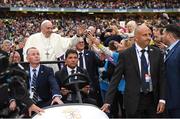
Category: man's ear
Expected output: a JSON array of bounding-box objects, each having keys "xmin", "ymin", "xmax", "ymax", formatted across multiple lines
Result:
[{"xmin": 64, "ymin": 59, "xmax": 67, "ymax": 65}]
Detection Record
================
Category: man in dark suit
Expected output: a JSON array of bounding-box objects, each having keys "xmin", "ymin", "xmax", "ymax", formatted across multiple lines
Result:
[
  {"xmin": 162, "ymin": 24, "xmax": 180, "ymax": 117},
  {"xmin": 75, "ymin": 37, "xmax": 104, "ymax": 107},
  {"xmin": 55, "ymin": 49, "xmax": 96, "ymax": 105},
  {"xmin": 26, "ymin": 47, "xmax": 63, "ymax": 108},
  {"xmin": 101, "ymin": 24, "xmax": 166, "ymax": 117}
]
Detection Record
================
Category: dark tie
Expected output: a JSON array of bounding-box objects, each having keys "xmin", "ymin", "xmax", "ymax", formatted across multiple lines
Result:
[
  {"xmin": 70, "ymin": 69, "xmax": 76, "ymax": 102},
  {"xmin": 79, "ymin": 52, "xmax": 84, "ymax": 68},
  {"xmin": 69, "ymin": 69, "xmax": 75, "ymax": 82},
  {"xmin": 140, "ymin": 49, "xmax": 149, "ymax": 93},
  {"xmin": 71, "ymin": 69, "xmax": 75, "ymax": 74},
  {"xmin": 32, "ymin": 69, "xmax": 38, "ymax": 103}
]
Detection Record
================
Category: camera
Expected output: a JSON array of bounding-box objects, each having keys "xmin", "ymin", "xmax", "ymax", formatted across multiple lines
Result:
[{"xmin": 0, "ymin": 53, "xmax": 28, "ymax": 103}]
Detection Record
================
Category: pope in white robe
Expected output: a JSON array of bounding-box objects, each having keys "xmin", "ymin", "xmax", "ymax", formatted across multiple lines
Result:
[{"xmin": 23, "ymin": 20, "xmax": 83, "ymax": 72}]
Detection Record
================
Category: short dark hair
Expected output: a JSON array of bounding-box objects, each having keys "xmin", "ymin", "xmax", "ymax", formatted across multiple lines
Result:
[
  {"xmin": 165, "ymin": 24, "xmax": 180, "ymax": 38},
  {"xmin": 65, "ymin": 49, "xmax": 78, "ymax": 59}
]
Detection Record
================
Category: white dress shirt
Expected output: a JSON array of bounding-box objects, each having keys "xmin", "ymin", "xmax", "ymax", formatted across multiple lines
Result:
[
  {"xmin": 77, "ymin": 50, "xmax": 87, "ymax": 69},
  {"xmin": 135, "ymin": 43, "xmax": 150, "ymax": 77},
  {"xmin": 29, "ymin": 65, "xmax": 40, "ymax": 99},
  {"xmin": 67, "ymin": 66, "xmax": 77, "ymax": 75}
]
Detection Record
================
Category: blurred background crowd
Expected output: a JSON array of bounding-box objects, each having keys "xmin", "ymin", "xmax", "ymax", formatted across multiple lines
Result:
[
  {"xmin": 0, "ymin": 13, "xmax": 179, "ymax": 44},
  {"xmin": 0, "ymin": 0, "xmax": 179, "ymax": 9}
]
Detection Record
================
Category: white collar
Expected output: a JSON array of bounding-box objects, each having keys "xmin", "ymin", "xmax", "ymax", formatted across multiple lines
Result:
[
  {"xmin": 77, "ymin": 50, "xmax": 84, "ymax": 54},
  {"xmin": 167, "ymin": 40, "xmax": 179, "ymax": 51},
  {"xmin": 135, "ymin": 43, "xmax": 148, "ymax": 52},
  {"xmin": 30, "ymin": 65, "xmax": 40, "ymax": 73},
  {"xmin": 67, "ymin": 66, "xmax": 77, "ymax": 73}
]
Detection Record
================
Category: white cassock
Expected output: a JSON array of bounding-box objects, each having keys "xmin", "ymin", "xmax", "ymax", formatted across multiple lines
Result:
[{"xmin": 23, "ymin": 32, "xmax": 79, "ymax": 72}]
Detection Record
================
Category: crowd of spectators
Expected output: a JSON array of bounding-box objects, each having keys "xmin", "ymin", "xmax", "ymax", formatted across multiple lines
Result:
[
  {"xmin": 0, "ymin": 0, "xmax": 179, "ymax": 9},
  {"xmin": 0, "ymin": 12, "xmax": 179, "ymax": 43}
]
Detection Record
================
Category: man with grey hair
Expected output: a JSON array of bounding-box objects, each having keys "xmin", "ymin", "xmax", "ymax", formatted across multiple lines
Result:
[
  {"xmin": 1, "ymin": 40, "xmax": 12, "ymax": 56},
  {"xmin": 23, "ymin": 20, "xmax": 85, "ymax": 72},
  {"xmin": 125, "ymin": 20, "xmax": 137, "ymax": 38}
]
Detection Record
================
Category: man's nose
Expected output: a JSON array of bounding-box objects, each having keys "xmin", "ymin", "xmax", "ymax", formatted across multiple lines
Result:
[{"xmin": 35, "ymin": 54, "xmax": 39, "ymax": 57}]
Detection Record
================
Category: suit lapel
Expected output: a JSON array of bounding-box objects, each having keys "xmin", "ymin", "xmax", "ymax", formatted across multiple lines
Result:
[
  {"xmin": 84, "ymin": 50, "xmax": 89, "ymax": 68},
  {"xmin": 76, "ymin": 67, "xmax": 82, "ymax": 73},
  {"xmin": 148, "ymin": 46, "xmax": 155, "ymax": 78},
  {"xmin": 130, "ymin": 45, "xmax": 140, "ymax": 77},
  {"xmin": 165, "ymin": 41, "xmax": 180, "ymax": 62},
  {"xmin": 36, "ymin": 65, "xmax": 44, "ymax": 87},
  {"xmin": 63, "ymin": 67, "xmax": 69, "ymax": 83}
]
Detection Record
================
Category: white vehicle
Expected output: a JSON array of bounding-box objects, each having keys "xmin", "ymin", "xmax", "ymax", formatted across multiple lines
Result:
[{"xmin": 33, "ymin": 104, "xmax": 109, "ymax": 119}]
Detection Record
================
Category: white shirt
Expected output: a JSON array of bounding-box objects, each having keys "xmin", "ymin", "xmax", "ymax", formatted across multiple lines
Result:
[
  {"xmin": 67, "ymin": 66, "xmax": 78, "ymax": 81},
  {"xmin": 135, "ymin": 43, "xmax": 150, "ymax": 76},
  {"xmin": 23, "ymin": 32, "xmax": 79, "ymax": 72},
  {"xmin": 167, "ymin": 40, "xmax": 179, "ymax": 52},
  {"xmin": 77, "ymin": 50, "xmax": 87, "ymax": 69},
  {"xmin": 29, "ymin": 65, "xmax": 40, "ymax": 99},
  {"xmin": 67, "ymin": 66, "xmax": 77, "ymax": 75}
]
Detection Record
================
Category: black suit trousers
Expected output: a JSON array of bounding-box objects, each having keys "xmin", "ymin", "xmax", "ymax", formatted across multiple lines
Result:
[{"xmin": 126, "ymin": 92, "xmax": 156, "ymax": 118}]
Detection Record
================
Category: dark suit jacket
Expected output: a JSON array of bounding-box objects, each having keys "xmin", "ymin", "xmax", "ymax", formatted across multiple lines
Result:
[
  {"xmin": 104, "ymin": 45, "xmax": 166, "ymax": 115},
  {"xmin": 27, "ymin": 65, "xmax": 60, "ymax": 102},
  {"xmin": 165, "ymin": 41, "xmax": 180, "ymax": 110},
  {"xmin": 55, "ymin": 66, "xmax": 90, "ymax": 89},
  {"xmin": 83, "ymin": 50, "xmax": 104, "ymax": 90}
]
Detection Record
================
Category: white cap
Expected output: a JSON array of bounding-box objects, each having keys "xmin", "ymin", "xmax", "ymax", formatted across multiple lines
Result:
[{"xmin": 41, "ymin": 20, "xmax": 51, "ymax": 27}]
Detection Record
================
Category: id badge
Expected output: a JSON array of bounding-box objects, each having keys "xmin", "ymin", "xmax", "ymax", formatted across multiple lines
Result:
[{"xmin": 145, "ymin": 74, "xmax": 151, "ymax": 82}]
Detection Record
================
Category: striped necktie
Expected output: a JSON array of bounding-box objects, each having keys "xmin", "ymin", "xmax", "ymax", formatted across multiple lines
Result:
[{"xmin": 31, "ymin": 69, "xmax": 38, "ymax": 103}]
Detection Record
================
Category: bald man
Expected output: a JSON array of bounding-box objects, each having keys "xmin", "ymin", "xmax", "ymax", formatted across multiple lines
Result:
[
  {"xmin": 23, "ymin": 20, "xmax": 84, "ymax": 72},
  {"xmin": 101, "ymin": 24, "xmax": 166, "ymax": 117}
]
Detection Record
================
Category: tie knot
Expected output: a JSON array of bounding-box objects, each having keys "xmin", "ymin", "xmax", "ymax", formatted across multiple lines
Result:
[
  {"xmin": 32, "ymin": 69, "xmax": 36, "ymax": 72},
  {"xmin": 141, "ymin": 49, "xmax": 146, "ymax": 54},
  {"xmin": 71, "ymin": 69, "xmax": 75, "ymax": 74},
  {"xmin": 79, "ymin": 52, "xmax": 83, "ymax": 56}
]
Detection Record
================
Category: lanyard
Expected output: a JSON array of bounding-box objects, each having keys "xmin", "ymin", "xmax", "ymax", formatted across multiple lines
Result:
[{"xmin": 136, "ymin": 48, "xmax": 151, "ymax": 75}]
